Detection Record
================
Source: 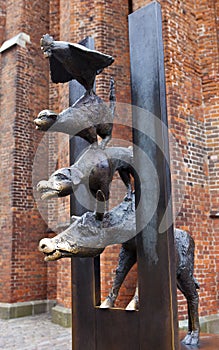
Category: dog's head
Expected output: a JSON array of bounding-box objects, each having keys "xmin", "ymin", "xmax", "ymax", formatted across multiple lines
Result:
[
  {"xmin": 34, "ymin": 109, "xmax": 57, "ymax": 131},
  {"xmin": 37, "ymin": 167, "xmax": 72, "ymax": 199}
]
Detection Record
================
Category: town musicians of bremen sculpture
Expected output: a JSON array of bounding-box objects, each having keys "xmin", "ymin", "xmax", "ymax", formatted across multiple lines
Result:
[{"xmin": 35, "ymin": 33, "xmax": 200, "ymax": 346}]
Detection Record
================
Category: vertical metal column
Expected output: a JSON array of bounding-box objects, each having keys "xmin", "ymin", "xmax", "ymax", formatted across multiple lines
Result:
[
  {"xmin": 129, "ymin": 2, "xmax": 179, "ymax": 349},
  {"xmin": 70, "ymin": 37, "xmax": 100, "ymax": 350}
]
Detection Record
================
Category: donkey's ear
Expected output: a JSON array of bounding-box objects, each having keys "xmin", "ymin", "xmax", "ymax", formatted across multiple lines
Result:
[{"xmin": 71, "ymin": 168, "xmax": 84, "ymax": 185}]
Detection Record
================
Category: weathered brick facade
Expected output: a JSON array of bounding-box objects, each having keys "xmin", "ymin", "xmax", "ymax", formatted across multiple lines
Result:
[
  {"xmin": 0, "ymin": 0, "xmax": 219, "ymax": 325},
  {"xmin": 0, "ymin": 1, "xmax": 50, "ymax": 303}
]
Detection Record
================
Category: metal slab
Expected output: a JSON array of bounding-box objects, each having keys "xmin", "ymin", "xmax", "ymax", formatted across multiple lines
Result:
[
  {"xmin": 129, "ymin": 2, "xmax": 179, "ymax": 349},
  {"xmin": 70, "ymin": 37, "xmax": 139, "ymax": 350},
  {"xmin": 70, "ymin": 111, "xmax": 138, "ymax": 350},
  {"xmin": 70, "ymin": 37, "xmax": 100, "ymax": 350},
  {"xmin": 71, "ymin": 2, "xmax": 179, "ymax": 348},
  {"xmin": 95, "ymin": 309, "xmax": 139, "ymax": 350}
]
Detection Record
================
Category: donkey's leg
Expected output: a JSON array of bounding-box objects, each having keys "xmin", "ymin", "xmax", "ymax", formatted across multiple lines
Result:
[
  {"xmin": 118, "ymin": 169, "xmax": 132, "ymax": 201},
  {"xmin": 177, "ymin": 270, "xmax": 200, "ymax": 346},
  {"xmin": 95, "ymin": 189, "xmax": 107, "ymax": 221},
  {"xmin": 125, "ymin": 285, "xmax": 139, "ymax": 311},
  {"xmin": 100, "ymin": 246, "xmax": 137, "ymax": 308}
]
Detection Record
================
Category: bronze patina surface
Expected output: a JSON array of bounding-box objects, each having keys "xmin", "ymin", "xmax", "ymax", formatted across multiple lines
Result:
[
  {"xmin": 39, "ymin": 196, "xmax": 200, "ymax": 345},
  {"xmin": 40, "ymin": 34, "xmax": 114, "ymax": 90},
  {"xmin": 180, "ymin": 333, "xmax": 219, "ymax": 349},
  {"xmin": 37, "ymin": 146, "xmax": 134, "ymax": 202},
  {"xmin": 34, "ymin": 81, "xmax": 115, "ymax": 148}
]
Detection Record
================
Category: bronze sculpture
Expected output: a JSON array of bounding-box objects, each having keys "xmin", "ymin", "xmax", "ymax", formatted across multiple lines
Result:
[
  {"xmin": 36, "ymin": 33, "xmax": 200, "ymax": 347},
  {"xmin": 38, "ymin": 146, "xmax": 112, "ymax": 221},
  {"xmin": 34, "ymin": 79, "xmax": 115, "ymax": 148},
  {"xmin": 39, "ymin": 197, "xmax": 135, "ymax": 258},
  {"xmin": 38, "ymin": 198, "xmax": 200, "ymax": 346},
  {"xmin": 40, "ymin": 34, "xmax": 114, "ymax": 91},
  {"xmin": 37, "ymin": 146, "xmax": 134, "ymax": 203},
  {"xmin": 100, "ymin": 229, "xmax": 200, "ymax": 346}
]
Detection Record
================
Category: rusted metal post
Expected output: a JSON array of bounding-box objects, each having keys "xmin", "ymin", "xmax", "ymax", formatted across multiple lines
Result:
[
  {"xmin": 129, "ymin": 2, "xmax": 179, "ymax": 349},
  {"xmin": 70, "ymin": 37, "xmax": 100, "ymax": 350}
]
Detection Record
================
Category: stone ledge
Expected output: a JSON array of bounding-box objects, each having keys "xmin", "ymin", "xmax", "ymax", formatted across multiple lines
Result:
[
  {"xmin": 51, "ymin": 305, "xmax": 72, "ymax": 328},
  {"xmin": 0, "ymin": 300, "xmax": 56, "ymax": 320},
  {"xmin": 179, "ymin": 313, "xmax": 219, "ymax": 334},
  {"xmin": 0, "ymin": 32, "xmax": 31, "ymax": 53}
]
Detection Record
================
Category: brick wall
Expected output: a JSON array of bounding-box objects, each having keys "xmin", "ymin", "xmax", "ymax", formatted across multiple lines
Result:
[
  {"xmin": 53, "ymin": 0, "xmax": 219, "ymax": 317},
  {"xmin": 0, "ymin": 45, "xmax": 16, "ymax": 302},
  {"xmin": 0, "ymin": 0, "xmax": 50, "ymax": 302},
  {"xmin": 196, "ymin": 0, "xmax": 219, "ymax": 317},
  {"xmin": 49, "ymin": 0, "xmax": 136, "ymax": 310},
  {"xmin": 51, "ymin": 0, "xmax": 219, "ymax": 318},
  {"xmin": 0, "ymin": 0, "xmax": 218, "ymax": 322},
  {"xmin": 0, "ymin": 2, "xmax": 5, "ymax": 44},
  {"xmin": 132, "ymin": 0, "xmax": 219, "ymax": 319}
]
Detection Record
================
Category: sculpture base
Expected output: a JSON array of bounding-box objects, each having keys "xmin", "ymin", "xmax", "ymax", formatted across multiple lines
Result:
[
  {"xmin": 51, "ymin": 305, "xmax": 71, "ymax": 328},
  {"xmin": 0, "ymin": 300, "xmax": 56, "ymax": 319},
  {"xmin": 180, "ymin": 333, "xmax": 219, "ymax": 349}
]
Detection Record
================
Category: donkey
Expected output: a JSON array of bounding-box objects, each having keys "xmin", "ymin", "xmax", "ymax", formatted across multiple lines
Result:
[{"xmin": 100, "ymin": 229, "xmax": 200, "ymax": 346}]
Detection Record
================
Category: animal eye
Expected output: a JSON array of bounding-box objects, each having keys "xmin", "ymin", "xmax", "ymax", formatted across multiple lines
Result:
[
  {"xmin": 49, "ymin": 114, "xmax": 57, "ymax": 120},
  {"xmin": 57, "ymin": 174, "xmax": 68, "ymax": 180}
]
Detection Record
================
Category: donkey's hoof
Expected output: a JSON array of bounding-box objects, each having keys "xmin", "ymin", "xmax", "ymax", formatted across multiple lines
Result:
[
  {"xmin": 100, "ymin": 297, "xmax": 114, "ymax": 309},
  {"xmin": 125, "ymin": 299, "xmax": 139, "ymax": 311},
  {"xmin": 182, "ymin": 331, "xmax": 199, "ymax": 346}
]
